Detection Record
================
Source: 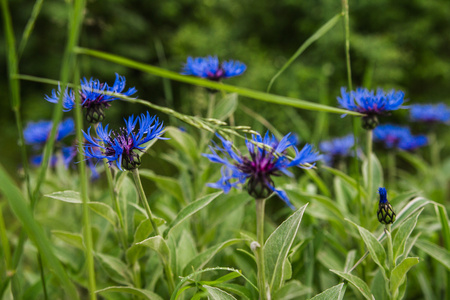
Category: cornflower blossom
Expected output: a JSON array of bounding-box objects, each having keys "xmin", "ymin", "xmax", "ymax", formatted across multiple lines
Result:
[
  {"xmin": 373, "ymin": 124, "xmax": 427, "ymax": 151},
  {"xmin": 337, "ymin": 87, "xmax": 405, "ymax": 129},
  {"xmin": 410, "ymin": 103, "xmax": 450, "ymax": 124},
  {"xmin": 24, "ymin": 118, "xmax": 75, "ymax": 145},
  {"xmin": 45, "ymin": 73, "xmax": 137, "ymax": 123},
  {"xmin": 203, "ymin": 132, "xmax": 321, "ymax": 208},
  {"xmin": 377, "ymin": 187, "xmax": 396, "ymax": 225},
  {"xmin": 82, "ymin": 112, "xmax": 167, "ymax": 171},
  {"xmin": 181, "ymin": 56, "xmax": 246, "ymax": 81},
  {"xmin": 319, "ymin": 134, "xmax": 356, "ymax": 167}
]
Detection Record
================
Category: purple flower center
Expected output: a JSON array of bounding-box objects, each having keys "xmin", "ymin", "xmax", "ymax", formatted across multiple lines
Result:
[{"xmin": 207, "ymin": 67, "xmax": 225, "ymax": 81}]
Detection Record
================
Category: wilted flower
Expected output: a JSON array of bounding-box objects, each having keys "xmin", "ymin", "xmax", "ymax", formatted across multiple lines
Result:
[
  {"xmin": 24, "ymin": 118, "xmax": 75, "ymax": 146},
  {"xmin": 377, "ymin": 187, "xmax": 396, "ymax": 225},
  {"xmin": 82, "ymin": 112, "xmax": 167, "ymax": 171},
  {"xmin": 203, "ymin": 132, "xmax": 321, "ymax": 208},
  {"xmin": 181, "ymin": 56, "xmax": 246, "ymax": 81},
  {"xmin": 319, "ymin": 134, "xmax": 356, "ymax": 167},
  {"xmin": 410, "ymin": 103, "xmax": 450, "ymax": 124},
  {"xmin": 373, "ymin": 124, "xmax": 427, "ymax": 151},
  {"xmin": 338, "ymin": 87, "xmax": 405, "ymax": 129},
  {"xmin": 45, "ymin": 73, "xmax": 137, "ymax": 123}
]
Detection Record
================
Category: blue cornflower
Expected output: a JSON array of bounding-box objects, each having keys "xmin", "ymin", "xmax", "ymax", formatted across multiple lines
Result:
[
  {"xmin": 319, "ymin": 134, "xmax": 356, "ymax": 167},
  {"xmin": 45, "ymin": 73, "xmax": 137, "ymax": 123},
  {"xmin": 338, "ymin": 87, "xmax": 405, "ymax": 129},
  {"xmin": 377, "ymin": 187, "xmax": 396, "ymax": 224},
  {"xmin": 181, "ymin": 56, "xmax": 246, "ymax": 81},
  {"xmin": 203, "ymin": 132, "xmax": 321, "ymax": 208},
  {"xmin": 24, "ymin": 118, "xmax": 75, "ymax": 145},
  {"xmin": 410, "ymin": 103, "xmax": 450, "ymax": 124},
  {"xmin": 373, "ymin": 124, "xmax": 427, "ymax": 151},
  {"xmin": 82, "ymin": 112, "xmax": 167, "ymax": 171}
]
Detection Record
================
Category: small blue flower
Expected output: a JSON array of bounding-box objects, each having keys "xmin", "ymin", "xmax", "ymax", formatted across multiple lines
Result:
[
  {"xmin": 203, "ymin": 132, "xmax": 321, "ymax": 208},
  {"xmin": 338, "ymin": 87, "xmax": 405, "ymax": 129},
  {"xmin": 181, "ymin": 56, "xmax": 246, "ymax": 81},
  {"xmin": 24, "ymin": 118, "xmax": 75, "ymax": 145},
  {"xmin": 410, "ymin": 103, "xmax": 450, "ymax": 124},
  {"xmin": 319, "ymin": 134, "xmax": 356, "ymax": 166},
  {"xmin": 45, "ymin": 73, "xmax": 137, "ymax": 123},
  {"xmin": 82, "ymin": 112, "xmax": 167, "ymax": 171},
  {"xmin": 377, "ymin": 187, "xmax": 396, "ymax": 224},
  {"xmin": 373, "ymin": 124, "xmax": 427, "ymax": 151}
]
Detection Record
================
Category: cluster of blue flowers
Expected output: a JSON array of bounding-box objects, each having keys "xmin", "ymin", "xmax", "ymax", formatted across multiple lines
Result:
[
  {"xmin": 319, "ymin": 134, "xmax": 357, "ymax": 167},
  {"xmin": 373, "ymin": 124, "xmax": 428, "ymax": 151},
  {"xmin": 410, "ymin": 103, "xmax": 450, "ymax": 124}
]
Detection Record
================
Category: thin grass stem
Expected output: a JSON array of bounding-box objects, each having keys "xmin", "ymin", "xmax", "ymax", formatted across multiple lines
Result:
[{"xmin": 255, "ymin": 198, "xmax": 268, "ymax": 300}]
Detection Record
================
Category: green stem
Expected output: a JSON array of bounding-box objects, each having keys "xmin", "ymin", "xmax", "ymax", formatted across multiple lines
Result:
[
  {"xmin": 385, "ymin": 225, "xmax": 394, "ymax": 299},
  {"xmin": 131, "ymin": 168, "xmax": 161, "ymax": 236},
  {"xmin": 342, "ymin": 0, "xmax": 353, "ymax": 91},
  {"xmin": 206, "ymin": 92, "xmax": 216, "ymax": 119},
  {"xmin": 429, "ymin": 132, "xmax": 440, "ymax": 170},
  {"xmin": 37, "ymin": 254, "xmax": 48, "ymax": 300},
  {"xmin": 366, "ymin": 130, "xmax": 373, "ymax": 217},
  {"xmin": 73, "ymin": 70, "xmax": 97, "ymax": 300},
  {"xmin": 387, "ymin": 151, "xmax": 396, "ymax": 190},
  {"xmin": 255, "ymin": 198, "xmax": 268, "ymax": 300}
]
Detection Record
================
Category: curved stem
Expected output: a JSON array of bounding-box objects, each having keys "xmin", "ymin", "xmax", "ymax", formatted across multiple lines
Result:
[
  {"xmin": 255, "ymin": 198, "xmax": 268, "ymax": 300},
  {"xmin": 366, "ymin": 130, "xmax": 373, "ymax": 217},
  {"xmin": 131, "ymin": 168, "xmax": 160, "ymax": 236}
]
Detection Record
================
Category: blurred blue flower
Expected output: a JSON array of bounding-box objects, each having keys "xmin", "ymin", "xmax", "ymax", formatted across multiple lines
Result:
[
  {"xmin": 45, "ymin": 73, "xmax": 137, "ymax": 123},
  {"xmin": 82, "ymin": 112, "xmax": 167, "ymax": 171},
  {"xmin": 373, "ymin": 124, "xmax": 427, "ymax": 151},
  {"xmin": 181, "ymin": 56, "xmax": 246, "ymax": 81},
  {"xmin": 338, "ymin": 87, "xmax": 405, "ymax": 129},
  {"xmin": 319, "ymin": 134, "xmax": 356, "ymax": 166},
  {"xmin": 24, "ymin": 118, "xmax": 75, "ymax": 145},
  {"xmin": 203, "ymin": 132, "xmax": 321, "ymax": 208},
  {"xmin": 410, "ymin": 103, "xmax": 450, "ymax": 124}
]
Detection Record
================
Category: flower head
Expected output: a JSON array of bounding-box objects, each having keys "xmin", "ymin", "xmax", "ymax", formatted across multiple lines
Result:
[
  {"xmin": 181, "ymin": 56, "xmax": 246, "ymax": 81},
  {"xmin": 373, "ymin": 124, "xmax": 427, "ymax": 151},
  {"xmin": 24, "ymin": 118, "xmax": 75, "ymax": 145},
  {"xmin": 410, "ymin": 103, "xmax": 450, "ymax": 124},
  {"xmin": 377, "ymin": 187, "xmax": 396, "ymax": 224},
  {"xmin": 338, "ymin": 87, "xmax": 405, "ymax": 129},
  {"xmin": 203, "ymin": 132, "xmax": 321, "ymax": 208},
  {"xmin": 45, "ymin": 73, "xmax": 137, "ymax": 123},
  {"xmin": 319, "ymin": 134, "xmax": 356, "ymax": 167},
  {"xmin": 82, "ymin": 112, "xmax": 167, "ymax": 171}
]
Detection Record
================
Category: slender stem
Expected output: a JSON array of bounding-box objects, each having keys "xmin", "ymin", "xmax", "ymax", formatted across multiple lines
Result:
[
  {"xmin": 387, "ymin": 151, "xmax": 396, "ymax": 190},
  {"xmin": 342, "ymin": 0, "xmax": 352, "ymax": 91},
  {"xmin": 73, "ymin": 70, "xmax": 97, "ymax": 300},
  {"xmin": 385, "ymin": 225, "xmax": 394, "ymax": 270},
  {"xmin": 93, "ymin": 123, "xmax": 128, "ymax": 248},
  {"xmin": 206, "ymin": 92, "xmax": 216, "ymax": 119},
  {"xmin": 255, "ymin": 198, "xmax": 268, "ymax": 300},
  {"xmin": 37, "ymin": 254, "xmax": 48, "ymax": 300},
  {"xmin": 131, "ymin": 168, "xmax": 161, "ymax": 236},
  {"xmin": 366, "ymin": 130, "xmax": 373, "ymax": 216},
  {"xmin": 429, "ymin": 132, "xmax": 440, "ymax": 170}
]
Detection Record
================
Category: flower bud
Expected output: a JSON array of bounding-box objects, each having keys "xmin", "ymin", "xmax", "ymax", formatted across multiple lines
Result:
[{"xmin": 377, "ymin": 187, "xmax": 396, "ymax": 225}]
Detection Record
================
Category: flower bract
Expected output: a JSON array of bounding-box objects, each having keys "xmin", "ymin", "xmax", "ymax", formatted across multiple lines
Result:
[
  {"xmin": 203, "ymin": 132, "xmax": 321, "ymax": 208},
  {"xmin": 45, "ymin": 73, "xmax": 137, "ymax": 123},
  {"xmin": 377, "ymin": 187, "xmax": 396, "ymax": 225},
  {"xmin": 82, "ymin": 112, "xmax": 167, "ymax": 171},
  {"xmin": 181, "ymin": 56, "xmax": 246, "ymax": 81},
  {"xmin": 410, "ymin": 103, "xmax": 450, "ymax": 124}
]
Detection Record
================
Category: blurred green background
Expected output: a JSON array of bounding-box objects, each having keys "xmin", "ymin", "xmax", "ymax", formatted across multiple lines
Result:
[{"xmin": 1, "ymin": 0, "xmax": 450, "ymax": 175}]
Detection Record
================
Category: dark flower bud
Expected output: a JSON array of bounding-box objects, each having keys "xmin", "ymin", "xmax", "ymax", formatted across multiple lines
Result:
[
  {"xmin": 377, "ymin": 187, "xmax": 396, "ymax": 225},
  {"xmin": 247, "ymin": 176, "xmax": 273, "ymax": 200},
  {"xmin": 362, "ymin": 115, "xmax": 379, "ymax": 130},
  {"xmin": 86, "ymin": 106, "xmax": 106, "ymax": 123},
  {"xmin": 122, "ymin": 151, "xmax": 141, "ymax": 171}
]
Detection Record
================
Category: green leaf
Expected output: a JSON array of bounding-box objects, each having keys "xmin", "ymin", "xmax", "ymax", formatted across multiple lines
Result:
[
  {"xmin": 51, "ymin": 230, "xmax": 84, "ymax": 250},
  {"xmin": 200, "ymin": 272, "xmax": 242, "ymax": 286},
  {"xmin": 393, "ymin": 197, "xmax": 434, "ymax": 230},
  {"xmin": 88, "ymin": 202, "xmax": 119, "ymax": 227},
  {"xmin": 182, "ymin": 239, "xmax": 243, "ymax": 275},
  {"xmin": 75, "ymin": 47, "xmax": 363, "ymax": 116},
  {"xmin": 215, "ymin": 283, "xmax": 252, "ymax": 300},
  {"xmin": 45, "ymin": 190, "xmax": 82, "ymax": 203},
  {"xmin": 346, "ymin": 219, "xmax": 387, "ymax": 278},
  {"xmin": 264, "ymin": 204, "xmax": 308, "ymax": 292},
  {"xmin": 96, "ymin": 286, "xmax": 164, "ymax": 300},
  {"xmin": 165, "ymin": 192, "xmax": 222, "ymax": 237},
  {"xmin": 0, "ymin": 165, "xmax": 79, "ymax": 299},
  {"xmin": 139, "ymin": 169, "xmax": 185, "ymax": 205},
  {"xmin": 203, "ymin": 285, "xmax": 237, "ymax": 299},
  {"xmin": 324, "ymin": 166, "xmax": 367, "ymax": 198},
  {"xmin": 330, "ymin": 270, "xmax": 374, "ymax": 300},
  {"xmin": 137, "ymin": 235, "xmax": 171, "ymax": 266},
  {"xmin": 390, "ymin": 257, "xmax": 419, "ymax": 298},
  {"xmin": 393, "ymin": 208, "xmax": 422, "ymax": 263},
  {"xmin": 272, "ymin": 280, "xmax": 311, "ymax": 300},
  {"xmin": 415, "ymin": 239, "xmax": 450, "ymax": 270},
  {"xmin": 165, "ymin": 126, "xmax": 200, "ymax": 163},
  {"xmin": 362, "ymin": 153, "xmax": 383, "ymax": 199},
  {"xmin": 310, "ymin": 283, "xmax": 345, "ymax": 300},
  {"xmin": 213, "ymin": 93, "xmax": 238, "ymax": 121},
  {"xmin": 96, "ymin": 252, "xmax": 133, "ymax": 285}
]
